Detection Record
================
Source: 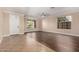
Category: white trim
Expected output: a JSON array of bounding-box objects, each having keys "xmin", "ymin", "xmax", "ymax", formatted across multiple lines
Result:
[
  {"xmin": 3, "ymin": 33, "xmax": 24, "ymax": 37},
  {"xmin": 42, "ymin": 31, "xmax": 79, "ymax": 37},
  {"xmin": 3, "ymin": 34, "xmax": 10, "ymax": 37},
  {"xmin": 9, "ymin": 33, "xmax": 24, "ymax": 35},
  {"xmin": 18, "ymin": 33, "xmax": 24, "ymax": 34},
  {"xmin": 25, "ymin": 30, "xmax": 41, "ymax": 32}
]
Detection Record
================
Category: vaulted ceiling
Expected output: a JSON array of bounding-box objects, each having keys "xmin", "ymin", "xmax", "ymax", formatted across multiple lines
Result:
[{"xmin": 1, "ymin": 7, "xmax": 79, "ymax": 17}]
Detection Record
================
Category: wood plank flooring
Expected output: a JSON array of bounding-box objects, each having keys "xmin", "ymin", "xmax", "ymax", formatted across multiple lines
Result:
[
  {"xmin": 36, "ymin": 31, "xmax": 79, "ymax": 52},
  {"xmin": 0, "ymin": 31, "xmax": 79, "ymax": 52},
  {"xmin": 0, "ymin": 33, "xmax": 54, "ymax": 52}
]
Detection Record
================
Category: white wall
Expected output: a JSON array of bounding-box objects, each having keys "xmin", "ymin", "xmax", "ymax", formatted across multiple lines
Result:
[{"xmin": 42, "ymin": 12, "xmax": 79, "ymax": 36}]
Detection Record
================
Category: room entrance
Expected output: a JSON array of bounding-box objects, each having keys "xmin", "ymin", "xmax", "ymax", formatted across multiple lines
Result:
[{"xmin": 26, "ymin": 20, "xmax": 36, "ymax": 32}]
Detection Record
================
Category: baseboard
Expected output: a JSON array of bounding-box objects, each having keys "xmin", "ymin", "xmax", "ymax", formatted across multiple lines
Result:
[
  {"xmin": 42, "ymin": 31, "xmax": 79, "ymax": 37},
  {"xmin": 3, "ymin": 34, "xmax": 10, "ymax": 37},
  {"xmin": 3, "ymin": 33, "xmax": 24, "ymax": 37},
  {"xmin": 3, "ymin": 31, "xmax": 79, "ymax": 37},
  {"xmin": 24, "ymin": 31, "xmax": 42, "ymax": 34},
  {"xmin": 18, "ymin": 33, "xmax": 24, "ymax": 34}
]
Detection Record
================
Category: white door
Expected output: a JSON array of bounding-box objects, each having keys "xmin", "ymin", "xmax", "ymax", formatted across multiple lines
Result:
[{"xmin": 9, "ymin": 14, "xmax": 20, "ymax": 35}]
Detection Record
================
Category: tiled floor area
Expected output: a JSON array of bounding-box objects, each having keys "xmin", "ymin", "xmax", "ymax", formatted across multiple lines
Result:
[{"xmin": 0, "ymin": 32, "xmax": 54, "ymax": 52}]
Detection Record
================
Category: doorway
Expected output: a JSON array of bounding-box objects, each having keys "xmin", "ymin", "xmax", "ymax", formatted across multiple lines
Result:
[
  {"xmin": 26, "ymin": 20, "xmax": 36, "ymax": 32},
  {"xmin": 9, "ymin": 14, "xmax": 20, "ymax": 35}
]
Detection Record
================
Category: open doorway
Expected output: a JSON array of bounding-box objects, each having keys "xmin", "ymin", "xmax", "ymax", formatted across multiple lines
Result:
[{"xmin": 26, "ymin": 20, "xmax": 36, "ymax": 31}]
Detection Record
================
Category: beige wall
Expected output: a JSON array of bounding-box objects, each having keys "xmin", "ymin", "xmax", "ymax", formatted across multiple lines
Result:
[
  {"xmin": 19, "ymin": 15, "xmax": 24, "ymax": 34},
  {"xmin": 36, "ymin": 18, "xmax": 42, "ymax": 31},
  {"xmin": 2, "ymin": 12, "xmax": 9, "ymax": 36},
  {"xmin": 42, "ymin": 12, "xmax": 79, "ymax": 36},
  {"xmin": 1, "ymin": 10, "xmax": 79, "ymax": 37},
  {"xmin": 0, "ymin": 10, "xmax": 4, "ymax": 39},
  {"xmin": 0, "ymin": 10, "xmax": 25, "ymax": 37}
]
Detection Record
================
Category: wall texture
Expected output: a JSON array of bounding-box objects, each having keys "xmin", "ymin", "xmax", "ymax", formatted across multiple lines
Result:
[{"xmin": 42, "ymin": 12, "xmax": 79, "ymax": 36}]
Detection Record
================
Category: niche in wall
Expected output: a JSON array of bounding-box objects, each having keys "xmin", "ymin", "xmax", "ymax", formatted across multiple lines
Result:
[{"xmin": 57, "ymin": 16, "xmax": 72, "ymax": 29}]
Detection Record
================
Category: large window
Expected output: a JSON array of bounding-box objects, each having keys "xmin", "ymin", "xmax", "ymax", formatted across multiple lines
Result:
[{"xmin": 57, "ymin": 16, "xmax": 72, "ymax": 29}]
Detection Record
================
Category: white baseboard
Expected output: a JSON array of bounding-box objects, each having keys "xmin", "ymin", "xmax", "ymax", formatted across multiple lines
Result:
[
  {"xmin": 3, "ymin": 33, "xmax": 24, "ymax": 37},
  {"xmin": 18, "ymin": 33, "xmax": 24, "ymax": 34},
  {"xmin": 3, "ymin": 34, "xmax": 10, "ymax": 37},
  {"xmin": 42, "ymin": 31, "xmax": 79, "ymax": 37}
]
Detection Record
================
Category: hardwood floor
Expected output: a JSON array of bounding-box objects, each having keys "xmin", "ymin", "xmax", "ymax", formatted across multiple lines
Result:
[
  {"xmin": 1, "ymin": 31, "xmax": 79, "ymax": 52},
  {"xmin": 0, "ymin": 33, "xmax": 54, "ymax": 52},
  {"xmin": 36, "ymin": 31, "xmax": 79, "ymax": 52}
]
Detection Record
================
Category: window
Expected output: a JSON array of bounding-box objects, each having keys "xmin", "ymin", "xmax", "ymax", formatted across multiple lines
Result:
[{"xmin": 57, "ymin": 16, "xmax": 72, "ymax": 29}]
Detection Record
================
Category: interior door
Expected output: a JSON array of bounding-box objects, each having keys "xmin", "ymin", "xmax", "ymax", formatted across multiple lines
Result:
[{"xmin": 9, "ymin": 14, "xmax": 20, "ymax": 35}]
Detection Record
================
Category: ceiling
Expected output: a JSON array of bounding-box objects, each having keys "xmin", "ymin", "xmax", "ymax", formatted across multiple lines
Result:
[{"xmin": 1, "ymin": 7, "xmax": 79, "ymax": 17}]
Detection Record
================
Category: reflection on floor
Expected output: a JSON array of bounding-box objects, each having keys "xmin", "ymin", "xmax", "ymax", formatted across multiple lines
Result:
[{"xmin": 0, "ymin": 32, "xmax": 54, "ymax": 52}]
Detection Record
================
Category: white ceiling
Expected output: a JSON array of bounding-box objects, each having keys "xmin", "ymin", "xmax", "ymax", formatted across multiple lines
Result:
[{"xmin": 1, "ymin": 7, "xmax": 79, "ymax": 17}]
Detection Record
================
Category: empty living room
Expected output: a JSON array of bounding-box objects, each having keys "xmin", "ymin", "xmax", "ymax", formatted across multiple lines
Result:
[{"xmin": 0, "ymin": 7, "xmax": 79, "ymax": 52}]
